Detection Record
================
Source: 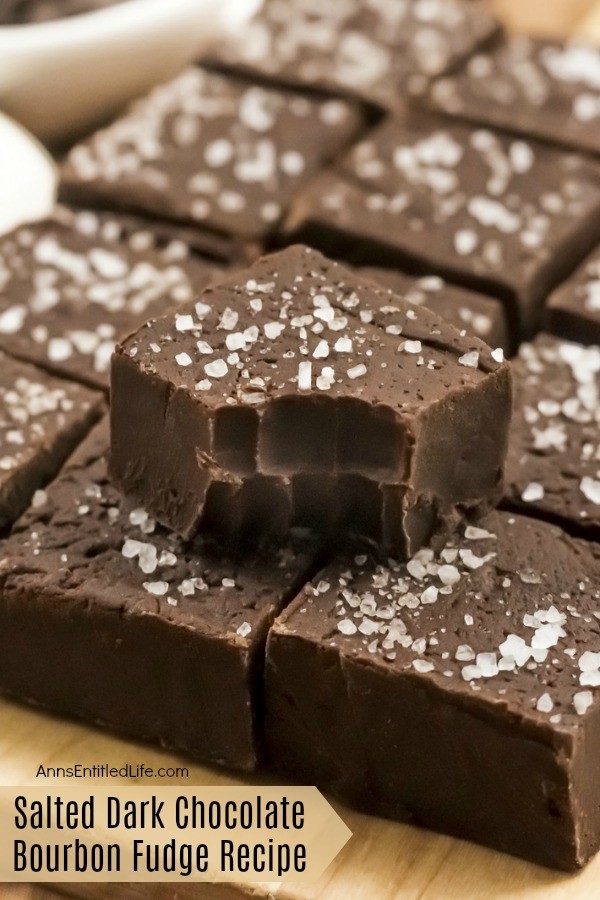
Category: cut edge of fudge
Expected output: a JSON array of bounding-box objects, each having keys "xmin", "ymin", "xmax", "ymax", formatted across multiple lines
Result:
[{"xmin": 0, "ymin": 419, "xmax": 323, "ymax": 770}]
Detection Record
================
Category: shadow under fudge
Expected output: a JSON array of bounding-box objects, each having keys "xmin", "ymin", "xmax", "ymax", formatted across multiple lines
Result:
[
  {"xmin": 0, "ymin": 420, "xmax": 321, "ymax": 771},
  {"xmin": 109, "ymin": 245, "xmax": 512, "ymax": 559}
]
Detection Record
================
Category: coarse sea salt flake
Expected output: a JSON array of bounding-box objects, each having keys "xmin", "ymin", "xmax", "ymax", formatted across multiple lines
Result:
[
  {"xmin": 574, "ymin": 691, "xmax": 594, "ymax": 715},
  {"xmin": 458, "ymin": 351, "xmax": 479, "ymax": 368},
  {"xmin": 176, "ymin": 352, "xmax": 193, "ymax": 367},
  {"xmin": 347, "ymin": 364, "xmax": 367, "ymax": 379},
  {"xmin": 338, "ymin": 618, "xmax": 357, "ymax": 635}
]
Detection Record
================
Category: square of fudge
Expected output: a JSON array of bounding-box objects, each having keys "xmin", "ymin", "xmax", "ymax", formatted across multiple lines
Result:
[
  {"xmin": 544, "ymin": 245, "xmax": 600, "ymax": 344},
  {"xmin": 284, "ymin": 114, "xmax": 600, "ymax": 338},
  {"xmin": 0, "ymin": 351, "xmax": 103, "ymax": 530},
  {"xmin": 59, "ymin": 67, "xmax": 365, "ymax": 245},
  {"xmin": 110, "ymin": 245, "xmax": 511, "ymax": 557},
  {"xmin": 357, "ymin": 267, "xmax": 510, "ymax": 352},
  {"xmin": 265, "ymin": 511, "xmax": 600, "ymax": 870},
  {"xmin": 0, "ymin": 207, "xmax": 218, "ymax": 390},
  {"xmin": 203, "ymin": 0, "xmax": 500, "ymax": 111},
  {"xmin": 0, "ymin": 420, "xmax": 318, "ymax": 770},
  {"xmin": 505, "ymin": 334, "xmax": 600, "ymax": 539},
  {"xmin": 426, "ymin": 37, "xmax": 600, "ymax": 158}
]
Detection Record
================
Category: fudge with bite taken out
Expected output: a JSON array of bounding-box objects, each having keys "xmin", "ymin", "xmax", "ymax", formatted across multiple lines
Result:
[{"xmin": 110, "ymin": 245, "xmax": 512, "ymax": 558}]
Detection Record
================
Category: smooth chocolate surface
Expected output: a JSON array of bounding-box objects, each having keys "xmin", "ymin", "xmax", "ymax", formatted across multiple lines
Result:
[
  {"xmin": 0, "ymin": 207, "xmax": 218, "ymax": 390},
  {"xmin": 426, "ymin": 38, "xmax": 600, "ymax": 157},
  {"xmin": 545, "ymin": 245, "xmax": 600, "ymax": 345},
  {"xmin": 505, "ymin": 334, "xmax": 600, "ymax": 538},
  {"xmin": 59, "ymin": 67, "xmax": 364, "ymax": 243},
  {"xmin": 0, "ymin": 351, "xmax": 103, "ymax": 530},
  {"xmin": 204, "ymin": 0, "xmax": 500, "ymax": 110},
  {"xmin": 284, "ymin": 114, "xmax": 600, "ymax": 338},
  {"xmin": 358, "ymin": 266, "xmax": 510, "ymax": 351},
  {"xmin": 0, "ymin": 421, "xmax": 318, "ymax": 770},
  {"xmin": 110, "ymin": 245, "xmax": 511, "ymax": 557},
  {"xmin": 265, "ymin": 511, "xmax": 600, "ymax": 870}
]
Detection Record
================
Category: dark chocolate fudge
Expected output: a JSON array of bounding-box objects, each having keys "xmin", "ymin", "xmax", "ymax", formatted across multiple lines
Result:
[
  {"xmin": 0, "ymin": 421, "xmax": 318, "ymax": 770},
  {"xmin": 110, "ymin": 245, "xmax": 512, "ymax": 557},
  {"xmin": 203, "ymin": 0, "xmax": 500, "ymax": 111},
  {"xmin": 284, "ymin": 114, "xmax": 600, "ymax": 338},
  {"xmin": 0, "ymin": 207, "xmax": 218, "ymax": 390},
  {"xmin": 0, "ymin": 0, "xmax": 121, "ymax": 23},
  {"xmin": 545, "ymin": 245, "xmax": 600, "ymax": 344},
  {"xmin": 426, "ymin": 38, "xmax": 600, "ymax": 157},
  {"xmin": 0, "ymin": 351, "xmax": 103, "ymax": 530},
  {"xmin": 59, "ymin": 67, "xmax": 364, "ymax": 246},
  {"xmin": 358, "ymin": 267, "xmax": 510, "ymax": 352},
  {"xmin": 265, "ymin": 511, "xmax": 600, "ymax": 870},
  {"xmin": 505, "ymin": 334, "xmax": 600, "ymax": 539}
]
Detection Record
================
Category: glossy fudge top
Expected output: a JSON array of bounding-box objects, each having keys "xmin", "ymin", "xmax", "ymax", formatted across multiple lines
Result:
[
  {"xmin": 60, "ymin": 67, "xmax": 364, "ymax": 241},
  {"xmin": 0, "ymin": 420, "xmax": 315, "ymax": 640},
  {"xmin": 275, "ymin": 511, "xmax": 600, "ymax": 731},
  {"xmin": 545, "ymin": 246, "xmax": 600, "ymax": 345},
  {"xmin": 428, "ymin": 38, "xmax": 600, "ymax": 157},
  {"xmin": 204, "ymin": 0, "xmax": 500, "ymax": 110},
  {"xmin": 118, "ymin": 244, "xmax": 505, "ymax": 419},
  {"xmin": 0, "ymin": 208, "xmax": 217, "ymax": 390},
  {"xmin": 285, "ymin": 115, "xmax": 600, "ymax": 333},
  {"xmin": 505, "ymin": 335, "xmax": 600, "ymax": 537},
  {"xmin": 358, "ymin": 266, "xmax": 510, "ymax": 350}
]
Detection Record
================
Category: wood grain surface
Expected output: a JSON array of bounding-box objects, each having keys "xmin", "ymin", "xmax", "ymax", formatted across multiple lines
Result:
[{"xmin": 1, "ymin": 2, "xmax": 600, "ymax": 899}]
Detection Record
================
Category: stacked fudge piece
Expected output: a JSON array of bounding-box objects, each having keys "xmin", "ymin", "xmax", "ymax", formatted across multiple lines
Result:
[{"xmin": 1, "ymin": 0, "xmax": 600, "ymax": 875}]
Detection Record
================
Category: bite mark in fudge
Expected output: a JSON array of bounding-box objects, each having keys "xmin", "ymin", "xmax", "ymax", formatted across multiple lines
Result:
[
  {"xmin": 110, "ymin": 245, "xmax": 512, "ymax": 557},
  {"xmin": 426, "ymin": 38, "xmax": 600, "ymax": 158},
  {"xmin": 0, "ymin": 207, "xmax": 218, "ymax": 390},
  {"xmin": 0, "ymin": 351, "xmax": 103, "ymax": 530},
  {"xmin": 0, "ymin": 421, "xmax": 318, "ymax": 770},
  {"xmin": 284, "ymin": 115, "xmax": 600, "ymax": 338},
  {"xmin": 505, "ymin": 334, "xmax": 600, "ymax": 538},
  {"xmin": 203, "ymin": 0, "xmax": 500, "ymax": 111},
  {"xmin": 59, "ymin": 67, "xmax": 365, "ymax": 244},
  {"xmin": 265, "ymin": 511, "xmax": 600, "ymax": 870},
  {"xmin": 357, "ymin": 266, "xmax": 510, "ymax": 352},
  {"xmin": 545, "ymin": 246, "xmax": 600, "ymax": 345}
]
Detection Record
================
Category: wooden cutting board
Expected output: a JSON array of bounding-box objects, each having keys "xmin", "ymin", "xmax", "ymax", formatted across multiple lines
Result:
[{"xmin": 2, "ymin": 2, "xmax": 600, "ymax": 899}]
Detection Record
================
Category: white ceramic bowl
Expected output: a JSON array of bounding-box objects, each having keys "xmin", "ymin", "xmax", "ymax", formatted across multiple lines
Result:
[
  {"xmin": 0, "ymin": 0, "xmax": 260, "ymax": 145},
  {"xmin": 0, "ymin": 111, "xmax": 57, "ymax": 235}
]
